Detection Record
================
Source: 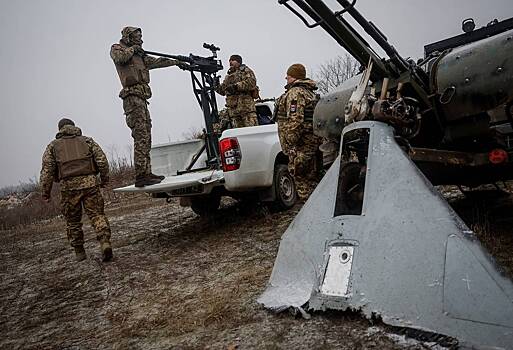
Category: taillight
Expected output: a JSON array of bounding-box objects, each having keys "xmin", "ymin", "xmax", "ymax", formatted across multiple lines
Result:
[
  {"xmin": 219, "ymin": 137, "xmax": 241, "ymax": 172},
  {"xmin": 489, "ymin": 149, "xmax": 508, "ymax": 164}
]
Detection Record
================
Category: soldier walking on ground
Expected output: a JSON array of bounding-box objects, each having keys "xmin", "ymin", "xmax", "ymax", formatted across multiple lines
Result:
[
  {"xmin": 215, "ymin": 54, "xmax": 259, "ymax": 128},
  {"xmin": 111, "ymin": 26, "xmax": 182, "ymax": 187},
  {"xmin": 276, "ymin": 63, "xmax": 322, "ymax": 199},
  {"xmin": 40, "ymin": 118, "xmax": 113, "ymax": 262}
]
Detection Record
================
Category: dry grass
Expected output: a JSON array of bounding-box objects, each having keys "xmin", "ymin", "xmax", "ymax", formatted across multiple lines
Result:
[
  {"xmin": 0, "ymin": 158, "xmax": 135, "ymax": 230},
  {"xmin": 441, "ymin": 183, "xmax": 513, "ymax": 277}
]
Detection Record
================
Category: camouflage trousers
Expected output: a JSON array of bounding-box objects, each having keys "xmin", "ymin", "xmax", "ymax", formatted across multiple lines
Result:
[
  {"xmin": 123, "ymin": 95, "xmax": 152, "ymax": 178},
  {"xmin": 279, "ymin": 131, "xmax": 322, "ymax": 199},
  {"xmin": 60, "ymin": 186, "xmax": 111, "ymax": 247},
  {"xmin": 288, "ymin": 146, "xmax": 322, "ymax": 199},
  {"xmin": 230, "ymin": 111, "xmax": 258, "ymax": 128}
]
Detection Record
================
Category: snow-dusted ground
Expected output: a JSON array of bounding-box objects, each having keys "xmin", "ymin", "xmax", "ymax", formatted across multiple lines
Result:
[{"xmin": 2, "ymin": 188, "xmax": 511, "ymax": 349}]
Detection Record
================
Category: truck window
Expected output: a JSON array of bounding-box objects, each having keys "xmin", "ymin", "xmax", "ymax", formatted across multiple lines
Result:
[{"xmin": 256, "ymin": 105, "xmax": 274, "ymax": 125}]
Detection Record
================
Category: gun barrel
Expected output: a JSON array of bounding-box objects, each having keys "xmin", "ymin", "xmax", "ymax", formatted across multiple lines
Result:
[
  {"xmin": 286, "ymin": 0, "xmax": 409, "ymax": 78},
  {"xmin": 290, "ymin": 0, "xmax": 389, "ymax": 80},
  {"xmin": 143, "ymin": 50, "xmax": 192, "ymax": 63},
  {"xmin": 335, "ymin": 0, "xmax": 408, "ymax": 73}
]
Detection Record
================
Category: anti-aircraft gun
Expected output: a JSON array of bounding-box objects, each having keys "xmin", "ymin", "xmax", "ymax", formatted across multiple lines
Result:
[
  {"xmin": 259, "ymin": 1, "xmax": 513, "ymax": 348},
  {"xmin": 285, "ymin": 0, "xmax": 513, "ymax": 187},
  {"xmin": 144, "ymin": 43, "xmax": 223, "ymax": 172}
]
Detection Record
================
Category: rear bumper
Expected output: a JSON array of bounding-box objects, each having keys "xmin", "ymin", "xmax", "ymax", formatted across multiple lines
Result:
[{"xmin": 114, "ymin": 170, "xmax": 224, "ymax": 196}]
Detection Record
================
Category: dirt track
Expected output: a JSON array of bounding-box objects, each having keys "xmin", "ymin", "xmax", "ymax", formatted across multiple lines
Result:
[{"xmin": 1, "ymin": 188, "xmax": 512, "ymax": 350}]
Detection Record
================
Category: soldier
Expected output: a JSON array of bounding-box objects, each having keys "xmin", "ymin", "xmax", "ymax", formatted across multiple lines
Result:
[
  {"xmin": 111, "ymin": 26, "xmax": 182, "ymax": 187},
  {"xmin": 276, "ymin": 63, "xmax": 322, "ymax": 199},
  {"xmin": 40, "ymin": 118, "xmax": 113, "ymax": 262},
  {"xmin": 215, "ymin": 54, "xmax": 259, "ymax": 128},
  {"xmin": 213, "ymin": 108, "xmax": 232, "ymax": 135}
]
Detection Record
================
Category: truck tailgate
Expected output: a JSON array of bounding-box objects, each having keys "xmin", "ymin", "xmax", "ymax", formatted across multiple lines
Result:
[{"xmin": 114, "ymin": 169, "xmax": 223, "ymax": 194}]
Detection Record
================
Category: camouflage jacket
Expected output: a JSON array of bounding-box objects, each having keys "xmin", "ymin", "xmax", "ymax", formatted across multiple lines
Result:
[
  {"xmin": 216, "ymin": 65, "xmax": 257, "ymax": 117},
  {"xmin": 110, "ymin": 41, "xmax": 179, "ymax": 99},
  {"xmin": 276, "ymin": 79, "xmax": 319, "ymax": 146},
  {"xmin": 40, "ymin": 125, "xmax": 110, "ymax": 195}
]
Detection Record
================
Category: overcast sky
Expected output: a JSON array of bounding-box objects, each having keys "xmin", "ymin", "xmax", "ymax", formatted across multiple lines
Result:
[{"xmin": 1, "ymin": 0, "xmax": 512, "ymax": 187}]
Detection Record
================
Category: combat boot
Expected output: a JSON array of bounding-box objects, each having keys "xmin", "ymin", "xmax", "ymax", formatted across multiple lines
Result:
[
  {"xmin": 148, "ymin": 173, "xmax": 165, "ymax": 180},
  {"xmin": 100, "ymin": 239, "xmax": 113, "ymax": 262},
  {"xmin": 74, "ymin": 246, "xmax": 87, "ymax": 262},
  {"xmin": 135, "ymin": 175, "xmax": 162, "ymax": 187}
]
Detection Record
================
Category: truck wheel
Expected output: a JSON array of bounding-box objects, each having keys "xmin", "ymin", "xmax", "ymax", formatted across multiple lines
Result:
[
  {"xmin": 270, "ymin": 163, "xmax": 297, "ymax": 211},
  {"xmin": 190, "ymin": 194, "xmax": 221, "ymax": 217}
]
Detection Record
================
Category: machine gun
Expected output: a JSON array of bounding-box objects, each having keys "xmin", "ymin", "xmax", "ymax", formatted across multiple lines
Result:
[
  {"xmin": 144, "ymin": 43, "xmax": 223, "ymax": 171},
  {"xmin": 259, "ymin": 1, "xmax": 513, "ymax": 348}
]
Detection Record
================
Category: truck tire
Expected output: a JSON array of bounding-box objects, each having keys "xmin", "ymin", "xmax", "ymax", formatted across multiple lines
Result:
[
  {"xmin": 269, "ymin": 163, "xmax": 297, "ymax": 211},
  {"xmin": 190, "ymin": 194, "xmax": 221, "ymax": 217}
]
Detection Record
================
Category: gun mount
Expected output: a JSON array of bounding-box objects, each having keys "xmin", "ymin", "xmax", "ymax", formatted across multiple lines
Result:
[
  {"xmin": 281, "ymin": 0, "xmax": 513, "ymax": 186},
  {"xmin": 144, "ymin": 43, "xmax": 223, "ymax": 172},
  {"xmin": 260, "ymin": 1, "xmax": 513, "ymax": 348}
]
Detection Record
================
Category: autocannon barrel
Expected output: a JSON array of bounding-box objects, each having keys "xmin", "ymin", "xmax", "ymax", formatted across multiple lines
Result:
[{"xmin": 143, "ymin": 50, "xmax": 193, "ymax": 63}]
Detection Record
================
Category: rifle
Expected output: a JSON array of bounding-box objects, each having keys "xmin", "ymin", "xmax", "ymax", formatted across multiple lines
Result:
[{"xmin": 144, "ymin": 43, "xmax": 224, "ymax": 171}]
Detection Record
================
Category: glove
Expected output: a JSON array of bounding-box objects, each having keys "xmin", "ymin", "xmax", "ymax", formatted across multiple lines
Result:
[
  {"xmin": 132, "ymin": 45, "xmax": 144, "ymax": 55},
  {"xmin": 225, "ymin": 84, "xmax": 238, "ymax": 94},
  {"xmin": 177, "ymin": 62, "xmax": 190, "ymax": 70}
]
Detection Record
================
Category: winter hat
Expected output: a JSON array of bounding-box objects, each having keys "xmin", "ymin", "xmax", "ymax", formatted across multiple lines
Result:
[
  {"xmin": 229, "ymin": 54, "xmax": 242, "ymax": 64},
  {"xmin": 286, "ymin": 63, "xmax": 306, "ymax": 80},
  {"xmin": 58, "ymin": 118, "xmax": 75, "ymax": 130}
]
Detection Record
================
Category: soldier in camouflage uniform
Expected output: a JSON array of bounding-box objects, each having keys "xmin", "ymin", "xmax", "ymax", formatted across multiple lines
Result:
[
  {"xmin": 40, "ymin": 118, "xmax": 112, "ymax": 262},
  {"xmin": 213, "ymin": 108, "xmax": 232, "ymax": 135},
  {"xmin": 111, "ymin": 26, "xmax": 182, "ymax": 187},
  {"xmin": 215, "ymin": 54, "xmax": 258, "ymax": 128},
  {"xmin": 276, "ymin": 63, "xmax": 322, "ymax": 199}
]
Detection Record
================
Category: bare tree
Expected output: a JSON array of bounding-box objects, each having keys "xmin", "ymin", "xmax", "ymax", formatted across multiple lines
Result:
[
  {"xmin": 314, "ymin": 54, "xmax": 360, "ymax": 94},
  {"xmin": 181, "ymin": 126, "xmax": 204, "ymax": 140},
  {"xmin": 125, "ymin": 143, "xmax": 133, "ymax": 167}
]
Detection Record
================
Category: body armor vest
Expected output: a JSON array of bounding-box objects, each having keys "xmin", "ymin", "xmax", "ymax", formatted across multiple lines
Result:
[
  {"xmin": 275, "ymin": 88, "xmax": 319, "ymax": 122},
  {"xmin": 115, "ymin": 53, "xmax": 150, "ymax": 88},
  {"xmin": 54, "ymin": 136, "xmax": 97, "ymax": 180},
  {"xmin": 303, "ymin": 93, "xmax": 320, "ymax": 123}
]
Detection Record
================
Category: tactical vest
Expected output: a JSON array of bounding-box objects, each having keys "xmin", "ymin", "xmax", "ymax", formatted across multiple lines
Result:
[
  {"xmin": 115, "ymin": 52, "xmax": 150, "ymax": 88},
  {"xmin": 53, "ymin": 136, "xmax": 97, "ymax": 180},
  {"xmin": 303, "ymin": 92, "xmax": 320, "ymax": 123},
  {"xmin": 275, "ymin": 89, "xmax": 320, "ymax": 123}
]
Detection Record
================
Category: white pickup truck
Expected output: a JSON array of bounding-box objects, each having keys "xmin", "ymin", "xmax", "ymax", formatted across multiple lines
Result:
[{"xmin": 115, "ymin": 102, "xmax": 297, "ymax": 216}]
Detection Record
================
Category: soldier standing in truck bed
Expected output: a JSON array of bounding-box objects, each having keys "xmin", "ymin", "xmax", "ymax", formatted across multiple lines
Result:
[
  {"xmin": 40, "ymin": 118, "xmax": 113, "ymax": 262},
  {"xmin": 215, "ymin": 54, "xmax": 259, "ymax": 128},
  {"xmin": 111, "ymin": 26, "xmax": 183, "ymax": 187}
]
